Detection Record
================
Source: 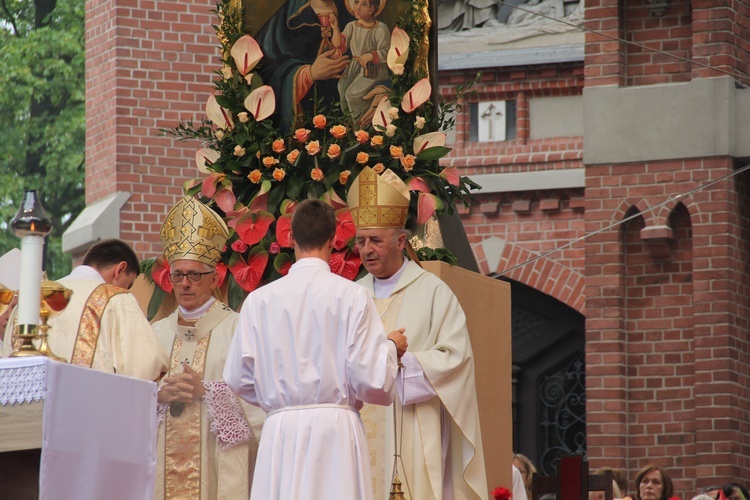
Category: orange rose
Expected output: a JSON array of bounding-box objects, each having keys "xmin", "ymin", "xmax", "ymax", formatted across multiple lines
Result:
[
  {"xmin": 373, "ymin": 163, "xmax": 385, "ymax": 174},
  {"xmin": 294, "ymin": 128, "xmax": 311, "ymax": 143},
  {"xmin": 248, "ymin": 169, "xmax": 262, "ymax": 184},
  {"xmin": 400, "ymin": 154, "xmax": 416, "ymax": 172},
  {"xmin": 370, "ymin": 135, "xmax": 384, "ymax": 147},
  {"xmin": 306, "ymin": 140, "xmax": 321, "ymax": 156},
  {"xmin": 272, "ymin": 139, "xmax": 286, "ymax": 153},
  {"xmin": 287, "ymin": 149, "xmax": 301, "ymax": 164},
  {"xmin": 356, "ymin": 151, "xmax": 369, "ymax": 164},
  {"xmin": 390, "ymin": 145, "xmax": 403, "ymax": 158},
  {"xmin": 311, "ymin": 167, "xmax": 325, "ymax": 182},
  {"xmin": 354, "ymin": 130, "xmax": 369, "ymax": 144},
  {"xmin": 339, "ymin": 170, "xmax": 351, "ymax": 185},
  {"xmin": 262, "ymin": 156, "xmax": 279, "ymax": 168},
  {"xmin": 327, "ymin": 143, "xmax": 342, "ymax": 159},
  {"xmin": 329, "ymin": 124, "xmax": 347, "ymax": 139},
  {"xmin": 312, "ymin": 114, "xmax": 327, "ymax": 129},
  {"xmin": 273, "ymin": 168, "xmax": 286, "ymax": 181}
]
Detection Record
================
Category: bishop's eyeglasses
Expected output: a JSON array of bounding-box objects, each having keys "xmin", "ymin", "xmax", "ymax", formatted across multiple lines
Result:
[{"xmin": 169, "ymin": 271, "xmax": 214, "ymax": 283}]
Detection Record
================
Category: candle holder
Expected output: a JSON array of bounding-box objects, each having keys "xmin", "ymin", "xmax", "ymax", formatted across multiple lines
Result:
[{"xmin": 10, "ymin": 281, "xmax": 72, "ymax": 360}]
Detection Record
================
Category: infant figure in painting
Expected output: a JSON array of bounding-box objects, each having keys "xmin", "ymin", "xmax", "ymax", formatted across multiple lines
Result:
[{"xmin": 331, "ymin": 0, "xmax": 390, "ymax": 120}]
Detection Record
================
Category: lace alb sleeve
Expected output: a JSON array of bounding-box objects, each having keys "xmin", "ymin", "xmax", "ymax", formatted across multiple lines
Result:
[{"xmin": 203, "ymin": 380, "xmax": 253, "ymax": 449}]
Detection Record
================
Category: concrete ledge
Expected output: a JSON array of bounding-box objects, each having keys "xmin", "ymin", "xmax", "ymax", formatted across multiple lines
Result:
[
  {"xmin": 583, "ymin": 76, "xmax": 750, "ymax": 165},
  {"xmin": 471, "ymin": 168, "xmax": 585, "ymax": 194},
  {"xmin": 62, "ymin": 192, "xmax": 130, "ymax": 254}
]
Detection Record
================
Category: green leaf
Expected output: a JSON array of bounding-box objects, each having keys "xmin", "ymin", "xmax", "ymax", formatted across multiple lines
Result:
[
  {"xmin": 286, "ymin": 175, "xmax": 304, "ymax": 200},
  {"xmin": 416, "ymin": 146, "xmax": 452, "ymax": 161},
  {"xmin": 227, "ymin": 273, "xmax": 246, "ymax": 311},
  {"xmin": 146, "ymin": 286, "xmax": 167, "ymax": 322}
]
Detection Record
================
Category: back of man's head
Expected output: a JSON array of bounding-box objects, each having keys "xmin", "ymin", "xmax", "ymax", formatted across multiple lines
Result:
[
  {"xmin": 291, "ymin": 200, "xmax": 336, "ymax": 251},
  {"xmin": 82, "ymin": 239, "xmax": 140, "ymax": 276}
]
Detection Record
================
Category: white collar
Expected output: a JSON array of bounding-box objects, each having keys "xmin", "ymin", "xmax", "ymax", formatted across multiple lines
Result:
[
  {"xmin": 372, "ymin": 258, "xmax": 408, "ymax": 299},
  {"xmin": 62, "ymin": 265, "xmax": 105, "ymax": 282},
  {"xmin": 179, "ymin": 296, "xmax": 216, "ymax": 320}
]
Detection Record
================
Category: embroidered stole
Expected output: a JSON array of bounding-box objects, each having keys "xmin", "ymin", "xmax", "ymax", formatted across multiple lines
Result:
[
  {"xmin": 163, "ymin": 302, "xmax": 233, "ymax": 500},
  {"xmin": 362, "ymin": 290, "xmax": 405, "ymax": 499},
  {"xmin": 70, "ymin": 284, "xmax": 127, "ymax": 368}
]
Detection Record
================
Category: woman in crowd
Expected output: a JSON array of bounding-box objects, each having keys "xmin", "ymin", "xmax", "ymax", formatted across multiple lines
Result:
[
  {"xmin": 634, "ymin": 465, "xmax": 674, "ymax": 500},
  {"xmin": 513, "ymin": 453, "xmax": 538, "ymax": 500}
]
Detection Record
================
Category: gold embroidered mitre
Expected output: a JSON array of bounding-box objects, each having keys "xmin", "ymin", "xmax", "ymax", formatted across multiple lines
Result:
[
  {"xmin": 347, "ymin": 167, "xmax": 410, "ymax": 229},
  {"xmin": 159, "ymin": 196, "xmax": 230, "ymax": 266}
]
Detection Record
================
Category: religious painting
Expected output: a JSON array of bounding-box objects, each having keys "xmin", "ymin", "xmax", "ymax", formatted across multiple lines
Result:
[{"xmin": 234, "ymin": 0, "xmax": 437, "ymax": 132}]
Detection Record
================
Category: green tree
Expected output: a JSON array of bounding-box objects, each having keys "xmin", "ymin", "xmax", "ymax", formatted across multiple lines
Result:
[{"xmin": 0, "ymin": 0, "xmax": 85, "ymax": 279}]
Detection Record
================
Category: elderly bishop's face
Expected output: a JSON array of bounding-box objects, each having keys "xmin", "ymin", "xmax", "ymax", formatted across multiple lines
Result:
[
  {"xmin": 170, "ymin": 259, "xmax": 219, "ymax": 312},
  {"xmin": 356, "ymin": 228, "xmax": 406, "ymax": 279}
]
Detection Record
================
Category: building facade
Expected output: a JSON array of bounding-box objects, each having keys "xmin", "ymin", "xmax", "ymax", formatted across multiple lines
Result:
[{"xmin": 76, "ymin": 0, "xmax": 750, "ymax": 493}]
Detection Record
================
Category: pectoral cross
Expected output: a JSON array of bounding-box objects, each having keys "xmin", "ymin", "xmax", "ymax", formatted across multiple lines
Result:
[{"xmin": 185, "ymin": 330, "xmax": 195, "ymax": 340}]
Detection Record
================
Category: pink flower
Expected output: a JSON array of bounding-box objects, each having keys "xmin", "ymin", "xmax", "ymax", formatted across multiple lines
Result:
[
  {"xmin": 269, "ymin": 242, "xmax": 281, "ymax": 254},
  {"xmin": 231, "ymin": 239, "xmax": 248, "ymax": 252}
]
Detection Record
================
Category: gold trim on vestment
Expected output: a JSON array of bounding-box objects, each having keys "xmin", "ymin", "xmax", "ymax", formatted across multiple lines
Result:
[
  {"xmin": 164, "ymin": 333, "xmax": 210, "ymax": 499},
  {"xmin": 70, "ymin": 284, "xmax": 127, "ymax": 368}
]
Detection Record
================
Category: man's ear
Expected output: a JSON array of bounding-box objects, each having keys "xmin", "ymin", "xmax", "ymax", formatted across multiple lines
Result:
[
  {"xmin": 327, "ymin": 233, "xmax": 336, "ymax": 249},
  {"xmin": 114, "ymin": 261, "xmax": 128, "ymax": 279},
  {"xmin": 397, "ymin": 231, "xmax": 407, "ymax": 250}
]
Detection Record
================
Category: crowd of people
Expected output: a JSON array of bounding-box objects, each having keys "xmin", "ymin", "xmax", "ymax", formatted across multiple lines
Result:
[{"xmin": 507, "ymin": 453, "xmax": 749, "ymax": 500}]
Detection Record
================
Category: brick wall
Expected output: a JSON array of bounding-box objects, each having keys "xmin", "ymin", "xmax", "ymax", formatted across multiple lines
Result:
[
  {"xmin": 585, "ymin": 158, "xmax": 750, "ymax": 492},
  {"xmin": 85, "ymin": 0, "xmax": 219, "ymax": 258}
]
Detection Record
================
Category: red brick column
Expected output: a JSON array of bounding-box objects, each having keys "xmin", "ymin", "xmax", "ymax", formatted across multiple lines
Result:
[{"xmin": 85, "ymin": 0, "xmax": 219, "ymax": 258}]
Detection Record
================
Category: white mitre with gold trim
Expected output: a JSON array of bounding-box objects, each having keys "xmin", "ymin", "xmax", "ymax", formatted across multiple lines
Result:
[
  {"xmin": 347, "ymin": 166, "xmax": 410, "ymax": 229},
  {"xmin": 159, "ymin": 196, "xmax": 230, "ymax": 266}
]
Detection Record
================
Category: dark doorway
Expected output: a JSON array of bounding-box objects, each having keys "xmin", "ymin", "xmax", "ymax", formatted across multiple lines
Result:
[{"xmin": 502, "ymin": 278, "xmax": 586, "ymax": 476}]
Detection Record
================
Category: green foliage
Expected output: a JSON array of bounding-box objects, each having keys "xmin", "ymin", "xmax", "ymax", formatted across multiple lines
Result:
[
  {"xmin": 0, "ymin": 0, "xmax": 86, "ymax": 279},
  {"xmin": 415, "ymin": 246, "xmax": 458, "ymax": 265}
]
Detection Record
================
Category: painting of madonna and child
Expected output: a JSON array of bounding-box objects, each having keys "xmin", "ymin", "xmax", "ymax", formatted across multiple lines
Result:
[{"xmin": 242, "ymin": 0, "xmax": 417, "ymax": 132}]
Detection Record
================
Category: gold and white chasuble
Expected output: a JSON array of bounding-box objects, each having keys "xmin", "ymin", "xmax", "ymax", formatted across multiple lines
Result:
[
  {"xmin": 359, "ymin": 260, "xmax": 489, "ymax": 500},
  {"xmin": 152, "ymin": 301, "xmax": 265, "ymax": 500},
  {"xmin": 2, "ymin": 272, "xmax": 168, "ymax": 382}
]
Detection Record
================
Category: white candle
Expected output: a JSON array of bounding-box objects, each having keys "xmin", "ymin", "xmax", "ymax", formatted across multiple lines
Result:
[{"xmin": 17, "ymin": 234, "xmax": 43, "ymax": 326}]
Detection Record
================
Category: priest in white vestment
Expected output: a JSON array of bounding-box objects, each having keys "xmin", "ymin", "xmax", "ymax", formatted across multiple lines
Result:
[
  {"xmin": 2, "ymin": 239, "xmax": 169, "ymax": 381},
  {"xmin": 348, "ymin": 167, "xmax": 489, "ymax": 500},
  {"xmin": 153, "ymin": 196, "xmax": 265, "ymax": 500},
  {"xmin": 224, "ymin": 199, "xmax": 408, "ymax": 500}
]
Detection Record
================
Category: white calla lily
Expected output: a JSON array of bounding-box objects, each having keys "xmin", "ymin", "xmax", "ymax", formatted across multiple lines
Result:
[
  {"xmin": 206, "ymin": 95, "xmax": 234, "ymax": 129},
  {"xmin": 195, "ymin": 148, "xmax": 220, "ymax": 174},
  {"xmin": 230, "ymin": 35, "xmax": 263, "ymax": 76},
  {"xmin": 371, "ymin": 96, "xmax": 392, "ymax": 131},
  {"xmin": 401, "ymin": 78, "xmax": 431, "ymax": 113},
  {"xmin": 387, "ymin": 27, "xmax": 410, "ymax": 75},
  {"xmin": 244, "ymin": 85, "xmax": 276, "ymax": 122}
]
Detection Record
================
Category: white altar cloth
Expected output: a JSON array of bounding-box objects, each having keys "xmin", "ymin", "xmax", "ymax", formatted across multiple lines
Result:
[{"xmin": 0, "ymin": 357, "xmax": 158, "ymax": 500}]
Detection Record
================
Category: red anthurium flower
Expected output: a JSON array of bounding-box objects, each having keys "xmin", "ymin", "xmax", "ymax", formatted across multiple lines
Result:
[
  {"xmin": 407, "ymin": 176, "xmax": 431, "ymax": 193},
  {"xmin": 329, "ymin": 250, "xmax": 362, "ymax": 281},
  {"xmin": 151, "ymin": 258, "xmax": 173, "ymax": 293},
  {"xmin": 214, "ymin": 187, "xmax": 236, "ymax": 213},
  {"xmin": 439, "ymin": 166, "xmax": 460, "ymax": 187},
  {"xmin": 416, "ymin": 192, "xmax": 444, "ymax": 223},
  {"xmin": 322, "ymin": 188, "xmax": 348, "ymax": 209},
  {"xmin": 226, "ymin": 205, "xmax": 250, "ymax": 230},
  {"xmin": 334, "ymin": 209, "xmax": 356, "ymax": 250},
  {"xmin": 214, "ymin": 261, "xmax": 228, "ymax": 288},
  {"xmin": 275, "ymin": 214, "xmax": 293, "ymax": 248},
  {"xmin": 234, "ymin": 210, "xmax": 274, "ymax": 246},
  {"xmin": 201, "ymin": 172, "xmax": 225, "ymax": 199},
  {"xmin": 229, "ymin": 250, "xmax": 268, "ymax": 292}
]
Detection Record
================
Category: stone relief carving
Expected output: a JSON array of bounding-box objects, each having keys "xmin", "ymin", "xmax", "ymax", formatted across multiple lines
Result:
[{"xmin": 438, "ymin": 0, "xmax": 583, "ymax": 34}]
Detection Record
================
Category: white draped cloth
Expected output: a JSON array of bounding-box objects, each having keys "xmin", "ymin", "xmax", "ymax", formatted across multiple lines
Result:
[{"xmin": 224, "ymin": 257, "xmax": 399, "ymax": 500}]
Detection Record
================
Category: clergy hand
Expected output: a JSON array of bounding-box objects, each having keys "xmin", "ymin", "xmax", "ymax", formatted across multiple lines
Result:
[
  {"xmin": 387, "ymin": 328, "xmax": 408, "ymax": 357},
  {"xmin": 310, "ymin": 49, "xmax": 350, "ymax": 80},
  {"xmin": 158, "ymin": 363, "xmax": 205, "ymax": 404}
]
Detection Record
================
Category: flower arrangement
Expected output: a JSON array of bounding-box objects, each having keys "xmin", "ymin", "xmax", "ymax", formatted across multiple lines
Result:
[{"xmin": 142, "ymin": 0, "xmax": 479, "ymax": 312}]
